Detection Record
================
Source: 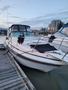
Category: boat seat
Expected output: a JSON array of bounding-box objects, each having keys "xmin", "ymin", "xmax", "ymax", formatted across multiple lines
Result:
[{"xmin": 30, "ymin": 44, "xmax": 57, "ymax": 53}]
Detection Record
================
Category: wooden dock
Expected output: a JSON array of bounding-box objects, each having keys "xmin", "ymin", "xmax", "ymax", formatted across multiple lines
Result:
[{"xmin": 0, "ymin": 49, "xmax": 35, "ymax": 90}]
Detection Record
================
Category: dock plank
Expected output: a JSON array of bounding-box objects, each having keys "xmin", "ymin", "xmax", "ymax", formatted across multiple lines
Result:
[{"xmin": 0, "ymin": 50, "xmax": 35, "ymax": 90}]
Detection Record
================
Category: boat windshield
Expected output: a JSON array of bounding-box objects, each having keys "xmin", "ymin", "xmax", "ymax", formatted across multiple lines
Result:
[
  {"xmin": 9, "ymin": 24, "xmax": 32, "ymax": 37},
  {"xmin": 60, "ymin": 27, "xmax": 68, "ymax": 37},
  {"xmin": 9, "ymin": 24, "xmax": 30, "ymax": 32},
  {"xmin": 59, "ymin": 25, "xmax": 68, "ymax": 37},
  {"xmin": 11, "ymin": 31, "xmax": 33, "ymax": 37}
]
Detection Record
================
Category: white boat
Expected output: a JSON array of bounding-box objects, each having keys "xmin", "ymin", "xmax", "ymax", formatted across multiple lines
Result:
[
  {"xmin": 6, "ymin": 24, "xmax": 68, "ymax": 72},
  {"xmin": 42, "ymin": 23, "xmax": 68, "ymax": 53},
  {"xmin": 0, "ymin": 29, "xmax": 7, "ymax": 49},
  {"xmin": 52, "ymin": 23, "xmax": 68, "ymax": 53}
]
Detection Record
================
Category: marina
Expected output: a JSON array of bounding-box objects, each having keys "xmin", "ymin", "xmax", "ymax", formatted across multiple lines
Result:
[
  {"xmin": 6, "ymin": 24, "xmax": 68, "ymax": 72},
  {"xmin": 0, "ymin": 0, "xmax": 68, "ymax": 90},
  {"xmin": 0, "ymin": 22, "xmax": 68, "ymax": 90}
]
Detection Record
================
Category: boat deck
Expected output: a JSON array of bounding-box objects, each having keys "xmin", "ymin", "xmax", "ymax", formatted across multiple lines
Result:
[{"xmin": 0, "ymin": 49, "xmax": 35, "ymax": 90}]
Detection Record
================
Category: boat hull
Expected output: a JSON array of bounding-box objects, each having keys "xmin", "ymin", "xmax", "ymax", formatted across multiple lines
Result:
[{"xmin": 8, "ymin": 46, "xmax": 62, "ymax": 72}]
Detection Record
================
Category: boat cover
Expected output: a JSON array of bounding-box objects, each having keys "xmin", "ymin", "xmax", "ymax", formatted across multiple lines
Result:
[{"xmin": 30, "ymin": 44, "xmax": 57, "ymax": 53}]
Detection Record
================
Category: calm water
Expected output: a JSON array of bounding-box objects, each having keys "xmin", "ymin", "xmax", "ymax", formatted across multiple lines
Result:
[{"xmin": 17, "ymin": 62, "xmax": 68, "ymax": 90}]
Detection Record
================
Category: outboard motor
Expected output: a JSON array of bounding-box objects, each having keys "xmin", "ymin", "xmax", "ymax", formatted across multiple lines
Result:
[
  {"xmin": 48, "ymin": 35, "xmax": 56, "ymax": 43},
  {"xmin": 17, "ymin": 33, "xmax": 24, "ymax": 44}
]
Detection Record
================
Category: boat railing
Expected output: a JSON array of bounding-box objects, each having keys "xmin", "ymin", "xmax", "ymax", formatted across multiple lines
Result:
[
  {"xmin": 62, "ymin": 52, "xmax": 68, "ymax": 60},
  {"xmin": 58, "ymin": 38, "xmax": 64, "ymax": 49},
  {"xmin": 43, "ymin": 35, "xmax": 66, "ymax": 50},
  {"xmin": 31, "ymin": 36, "xmax": 42, "ymax": 52}
]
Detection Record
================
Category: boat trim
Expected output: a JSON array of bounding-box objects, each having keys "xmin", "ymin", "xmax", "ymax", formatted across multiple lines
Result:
[
  {"xmin": 7, "ymin": 45, "xmax": 63, "ymax": 66},
  {"xmin": 9, "ymin": 43, "xmax": 62, "ymax": 61}
]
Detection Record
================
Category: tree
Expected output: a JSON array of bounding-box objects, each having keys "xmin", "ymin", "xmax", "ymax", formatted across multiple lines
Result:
[{"xmin": 48, "ymin": 20, "xmax": 64, "ymax": 34}]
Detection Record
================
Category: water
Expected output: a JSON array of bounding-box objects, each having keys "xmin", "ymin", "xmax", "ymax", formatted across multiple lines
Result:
[
  {"xmin": 17, "ymin": 62, "xmax": 68, "ymax": 90},
  {"xmin": 18, "ymin": 62, "xmax": 60, "ymax": 90}
]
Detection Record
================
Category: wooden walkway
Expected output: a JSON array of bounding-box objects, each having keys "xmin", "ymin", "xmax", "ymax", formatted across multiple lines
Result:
[{"xmin": 0, "ymin": 50, "xmax": 35, "ymax": 90}]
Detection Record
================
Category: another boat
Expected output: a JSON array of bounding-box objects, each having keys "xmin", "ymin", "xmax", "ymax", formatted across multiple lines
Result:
[
  {"xmin": 6, "ymin": 24, "xmax": 68, "ymax": 72},
  {"xmin": 52, "ymin": 23, "xmax": 68, "ymax": 53},
  {"xmin": 42, "ymin": 23, "xmax": 68, "ymax": 53},
  {"xmin": 0, "ymin": 28, "xmax": 7, "ymax": 49}
]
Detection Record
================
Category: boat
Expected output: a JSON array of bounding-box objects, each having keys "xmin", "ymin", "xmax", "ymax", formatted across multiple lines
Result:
[
  {"xmin": 42, "ymin": 23, "xmax": 68, "ymax": 53},
  {"xmin": 52, "ymin": 23, "xmax": 68, "ymax": 53},
  {"xmin": 6, "ymin": 24, "xmax": 68, "ymax": 72},
  {"xmin": 0, "ymin": 28, "xmax": 7, "ymax": 49}
]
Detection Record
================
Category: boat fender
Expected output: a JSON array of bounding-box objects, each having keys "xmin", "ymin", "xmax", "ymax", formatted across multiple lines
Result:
[
  {"xmin": 48, "ymin": 35, "xmax": 56, "ymax": 43},
  {"xmin": 6, "ymin": 36, "xmax": 9, "ymax": 40},
  {"xmin": 17, "ymin": 34, "xmax": 24, "ymax": 44}
]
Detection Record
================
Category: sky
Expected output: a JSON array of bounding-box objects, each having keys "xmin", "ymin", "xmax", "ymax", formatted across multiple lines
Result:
[{"xmin": 0, "ymin": 0, "xmax": 68, "ymax": 27}]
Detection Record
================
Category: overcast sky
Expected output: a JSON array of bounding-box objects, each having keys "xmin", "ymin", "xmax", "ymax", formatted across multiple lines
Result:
[{"xmin": 0, "ymin": 0, "xmax": 68, "ymax": 27}]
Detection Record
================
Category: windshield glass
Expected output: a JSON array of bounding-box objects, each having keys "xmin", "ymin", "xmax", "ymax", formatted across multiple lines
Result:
[{"xmin": 60, "ymin": 27, "xmax": 68, "ymax": 37}]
